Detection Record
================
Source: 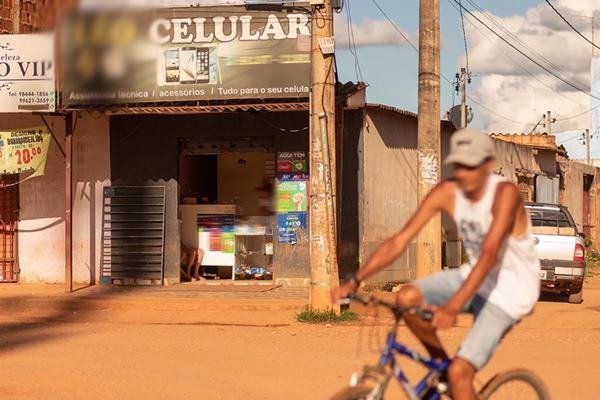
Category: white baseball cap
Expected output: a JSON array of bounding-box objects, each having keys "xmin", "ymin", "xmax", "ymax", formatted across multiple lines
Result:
[{"xmin": 444, "ymin": 128, "xmax": 494, "ymax": 167}]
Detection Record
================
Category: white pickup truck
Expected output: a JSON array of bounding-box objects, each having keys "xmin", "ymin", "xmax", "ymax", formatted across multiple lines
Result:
[{"xmin": 526, "ymin": 203, "xmax": 586, "ymax": 304}]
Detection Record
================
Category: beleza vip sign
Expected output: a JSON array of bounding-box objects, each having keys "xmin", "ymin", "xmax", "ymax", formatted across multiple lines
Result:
[
  {"xmin": 0, "ymin": 34, "xmax": 55, "ymax": 112},
  {"xmin": 61, "ymin": 7, "xmax": 311, "ymax": 105}
]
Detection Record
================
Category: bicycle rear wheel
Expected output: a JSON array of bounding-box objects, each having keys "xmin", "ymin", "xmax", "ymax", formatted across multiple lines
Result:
[{"xmin": 478, "ymin": 369, "xmax": 551, "ymax": 400}]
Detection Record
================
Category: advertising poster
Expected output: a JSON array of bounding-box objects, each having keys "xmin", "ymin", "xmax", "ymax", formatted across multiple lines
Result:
[
  {"xmin": 0, "ymin": 127, "xmax": 51, "ymax": 176},
  {"xmin": 277, "ymin": 151, "xmax": 306, "ymax": 173},
  {"xmin": 61, "ymin": 7, "xmax": 311, "ymax": 105},
  {"xmin": 276, "ymin": 180, "xmax": 307, "ymax": 213},
  {"xmin": 277, "ymin": 212, "xmax": 307, "ymax": 243},
  {"xmin": 0, "ymin": 34, "xmax": 55, "ymax": 112}
]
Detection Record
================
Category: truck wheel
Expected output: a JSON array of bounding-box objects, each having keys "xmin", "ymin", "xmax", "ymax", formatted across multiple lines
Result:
[{"xmin": 568, "ymin": 289, "xmax": 583, "ymax": 304}]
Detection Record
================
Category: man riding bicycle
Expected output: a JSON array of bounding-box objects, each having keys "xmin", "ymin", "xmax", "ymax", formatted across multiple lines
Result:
[{"xmin": 333, "ymin": 128, "xmax": 541, "ymax": 400}]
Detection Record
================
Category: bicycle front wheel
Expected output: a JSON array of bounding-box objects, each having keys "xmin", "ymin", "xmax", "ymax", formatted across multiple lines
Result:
[
  {"xmin": 329, "ymin": 365, "xmax": 391, "ymax": 400},
  {"xmin": 329, "ymin": 384, "xmax": 386, "ymax": 400},
  {"xmin": 478, "ymin": 369, "xmax": 551, "ymax": 400}
]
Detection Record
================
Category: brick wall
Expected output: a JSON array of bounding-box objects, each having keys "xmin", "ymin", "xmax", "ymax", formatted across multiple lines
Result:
[
  {"xmin": 0, "ymin": 0, "xmax": 80, "ymax": 34},
  {"xmin": 0, "ymin": 0, "xmax": 13, "ymax": 34},
  {"xmin": 20, "ymin": 0, "xmax": 56, "ymax": 33}
]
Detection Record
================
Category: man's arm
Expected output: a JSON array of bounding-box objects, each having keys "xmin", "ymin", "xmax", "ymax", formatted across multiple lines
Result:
[
  {"xmin": 332, "ymin": 182, "xmax": 452, "ymax": 300},
  {"xmin": 433, "ymin": 182, "xmax": 521, "ymax": 329}
]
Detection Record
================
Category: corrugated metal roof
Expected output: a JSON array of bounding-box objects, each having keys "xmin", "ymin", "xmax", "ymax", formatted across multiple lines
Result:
[
  {"xmin": 490, "ymin": 132, "xmax": 559, "ymax": 152},
  {"xmin": 365, "ymin": 103, "xmax": 418, "ymax": 118}
]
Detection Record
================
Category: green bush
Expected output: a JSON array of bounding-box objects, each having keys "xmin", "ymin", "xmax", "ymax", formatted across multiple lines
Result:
[
  {"xmin": 296, "ymin": 306, "xmax": 360, "ymax": 323},
  {"xmin": 587, "ymin": 250, "xmax": 600, "ymax": 262}
]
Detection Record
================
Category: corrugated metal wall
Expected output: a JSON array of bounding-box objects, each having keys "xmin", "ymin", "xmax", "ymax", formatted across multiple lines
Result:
[
  {"xmin": 358, "ymin": 110, "xmax": 418, "ymax": 283},
  {"xmin": 357, "ymin": 108, "xmax": 456, "ymax": 283}
]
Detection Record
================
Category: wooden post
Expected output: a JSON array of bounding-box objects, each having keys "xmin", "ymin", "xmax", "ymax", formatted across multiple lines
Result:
[{"xmin": 65, "ymin": 112, "xmax": 73, "ymax": 293}]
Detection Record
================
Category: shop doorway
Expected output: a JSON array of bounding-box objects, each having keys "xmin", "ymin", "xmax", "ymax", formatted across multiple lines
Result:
[{"xmin": 178, "ymin": 138, "xmax": 275, "ymax": 282}]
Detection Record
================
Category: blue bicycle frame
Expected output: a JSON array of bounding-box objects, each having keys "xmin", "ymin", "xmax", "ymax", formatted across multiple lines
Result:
[{"xmin": 378, "ymin": 329, "xmax": 451, "ymax": 400}]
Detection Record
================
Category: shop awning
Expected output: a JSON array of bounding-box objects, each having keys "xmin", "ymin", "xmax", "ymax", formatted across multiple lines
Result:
[{"xmin": 65, "ymin": 102, "xmax": 309, "ymax": 115}]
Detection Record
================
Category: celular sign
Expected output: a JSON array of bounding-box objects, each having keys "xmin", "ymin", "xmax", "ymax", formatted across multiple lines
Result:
[
  {"xmin": 0, "ymin": 34, "xmax": 55, "ymax": 113},
  {"xmin": 61, "ymin": 7, "xmax": 311, "ymax": 105}
]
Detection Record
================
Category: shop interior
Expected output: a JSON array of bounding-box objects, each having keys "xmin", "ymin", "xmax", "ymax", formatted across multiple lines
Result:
[{"xmin": 178, "ymin": 137, "xmax": 276, "ymax": 281}]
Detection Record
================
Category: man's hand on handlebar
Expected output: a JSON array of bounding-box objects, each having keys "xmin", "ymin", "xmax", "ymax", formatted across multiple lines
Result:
[
  {"xmin": 430, "ymin": 304, "xmax": 458, "ymax": 329},
  {"xmin": 331, "ymin": 280, "xmax": 358, "ymax": 303}
]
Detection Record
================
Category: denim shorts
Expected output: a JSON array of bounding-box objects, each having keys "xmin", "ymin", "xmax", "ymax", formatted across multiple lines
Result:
[{"xmin": 414, "ymin": 269, "xmax": 517, "ymax": 370}]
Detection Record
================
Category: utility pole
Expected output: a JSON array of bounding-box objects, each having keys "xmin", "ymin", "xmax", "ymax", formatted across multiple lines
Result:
[
  {"xmin": 459, "ymin": 67, "xmax": 469, "ymax": 128},
  {"xmin": 543, "ymin": 110, "xmax": 556, "ymax": 136},
  {"xmin": 585, "ymin": 128, "xmax": 591, "ymax": 165},
  {"xmin": 416, "ymin": 0, "xmax": 441, "ymax": 278},
  {"xmin": 309, "ymin": 0, "xmax": 339, "ymax": 310}
]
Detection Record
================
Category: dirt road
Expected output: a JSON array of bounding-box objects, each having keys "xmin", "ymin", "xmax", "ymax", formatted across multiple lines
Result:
[{"xmin": 0, "ymin": 276, "xmax": 599, "ymax": 399}]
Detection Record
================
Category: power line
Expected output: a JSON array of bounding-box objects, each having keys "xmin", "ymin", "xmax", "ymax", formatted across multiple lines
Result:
[
  {"xmin": 528, "ymin": 116, "xmax": 544, "ymax": 134},
  {"xmin": 459, "ymin": 0, "xmax": 597, "ymax": 121},
  {"xmin": 369, "ymin": 0, "xmax": 419, "ymax": 53},
  {"xmin": 440, "ymin": 70, "xmax": 529, "ymax": 125},
  {"xmin": 451, "ymin": 0, "xmax": 600, "ymax": 101},
  {"xmin": 345, "ymin": 0, "xmax": 363, "ymax": 82},
  {"xmin": 369, "ymin": 0, "xmax": 531, "ymax": 127},
  {"xmin": 464, "ymin": 0, "xmax": 575, "ymax": 80},
  {"xmin": 556, "ymin": 104, "xmax": 600, "ymax": 121},
  {"xmin": 543, "ymin": 0, "xmax": 600, "ymax": 51},
  {"xmin": 466, "ymin": 95, "xmax": 529, "ymax": 125},
  {"xmin": 445, "ymin": 0, "xmax": 586, "ymax": 108},
  {"xmin": 465, "ymin": 0, "xmax": 598, "ymax": 96}
]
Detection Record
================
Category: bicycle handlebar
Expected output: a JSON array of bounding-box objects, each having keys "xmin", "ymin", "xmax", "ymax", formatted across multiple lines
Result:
[{"xmin": 340, "ymin": 293, "xmax": 434, "ymax": 321}]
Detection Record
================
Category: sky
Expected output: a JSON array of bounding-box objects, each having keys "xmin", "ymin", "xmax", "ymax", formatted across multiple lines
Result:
[{"xmin": 334, "ymin": 0, "xmax": 600, "ymax": 160}]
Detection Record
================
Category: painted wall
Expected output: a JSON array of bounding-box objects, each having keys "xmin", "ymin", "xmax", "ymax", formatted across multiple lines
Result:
[
  {"xmin": 559, "ymin": 160, "xmax": 597, "ymax": 233},
  {"xmin": 72, "ymin": 113, "xmax": 111, "ymax": 284},
  {"xmin": 0, "ymin": 112, "xmax": 109, "ymax": 283},
  {"xmin": 0, "ymin": 114, "xmax": 66, "ymax": 283}
]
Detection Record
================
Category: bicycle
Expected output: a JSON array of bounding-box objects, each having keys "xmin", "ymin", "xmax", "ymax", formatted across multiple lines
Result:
[{"xmin": 330, "ymin": 294, "xmax": 551, "ymax": 400}]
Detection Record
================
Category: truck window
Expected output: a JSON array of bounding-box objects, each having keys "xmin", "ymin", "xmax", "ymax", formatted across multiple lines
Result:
[{"xmin": 527, "ymin": 209, "xmax": 573, "ymax": 228}]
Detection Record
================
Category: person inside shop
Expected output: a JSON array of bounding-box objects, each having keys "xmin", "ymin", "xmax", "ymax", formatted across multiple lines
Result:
[{"xmin": 180, "ymin": 242, "xmax": 205, "ymax": 281}]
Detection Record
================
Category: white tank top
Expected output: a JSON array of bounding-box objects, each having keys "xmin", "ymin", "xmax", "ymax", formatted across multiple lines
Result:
[{"xmin": 454, "ymin": 174, "xmax": 541, "ymax": 319}]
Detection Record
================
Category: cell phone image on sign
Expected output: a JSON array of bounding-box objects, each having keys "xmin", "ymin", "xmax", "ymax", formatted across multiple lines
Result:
[
  {"xmin": 208, "ymin": 46, "xmax": 220, "ymax": 84},
  {"xmin": 196, "ymin": 47, "xmax": 210, "ymax": 83},
  {"xmin": 179, "ymin": 47, "xmax": 196, "ymax": 84},
  {"xmin": 164, "ymin": 49, "xmax": 180, "ymax": 83}
]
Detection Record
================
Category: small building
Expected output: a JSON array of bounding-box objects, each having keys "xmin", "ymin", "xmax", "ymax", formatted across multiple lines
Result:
[{"xmin": 342, "ymin": 114, "xmax": 580, "ymax": 284}]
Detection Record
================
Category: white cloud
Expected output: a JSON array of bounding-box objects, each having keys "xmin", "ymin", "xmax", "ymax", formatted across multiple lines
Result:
[
  {"xmin": 334, "ymin": 15, "xmax": 417, "ymax": 49},
  {"xmin": 463, "ymin": 0, "xmax": 600, "ymax": 134}
]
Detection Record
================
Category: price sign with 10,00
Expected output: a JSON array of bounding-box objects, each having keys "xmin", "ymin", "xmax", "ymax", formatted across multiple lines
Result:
[{"xmin": 0, "ymin": 127, "xmax": 51, "ymax": 176}]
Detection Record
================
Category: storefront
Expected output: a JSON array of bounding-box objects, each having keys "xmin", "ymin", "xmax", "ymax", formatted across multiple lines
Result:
[
  {"xmin": 61, "ymin": 5, "xmax": 313, "ymax": 285},
  {"xmin": 107, "ymin": 108, "xmax": 311, "ymax": 284}
]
